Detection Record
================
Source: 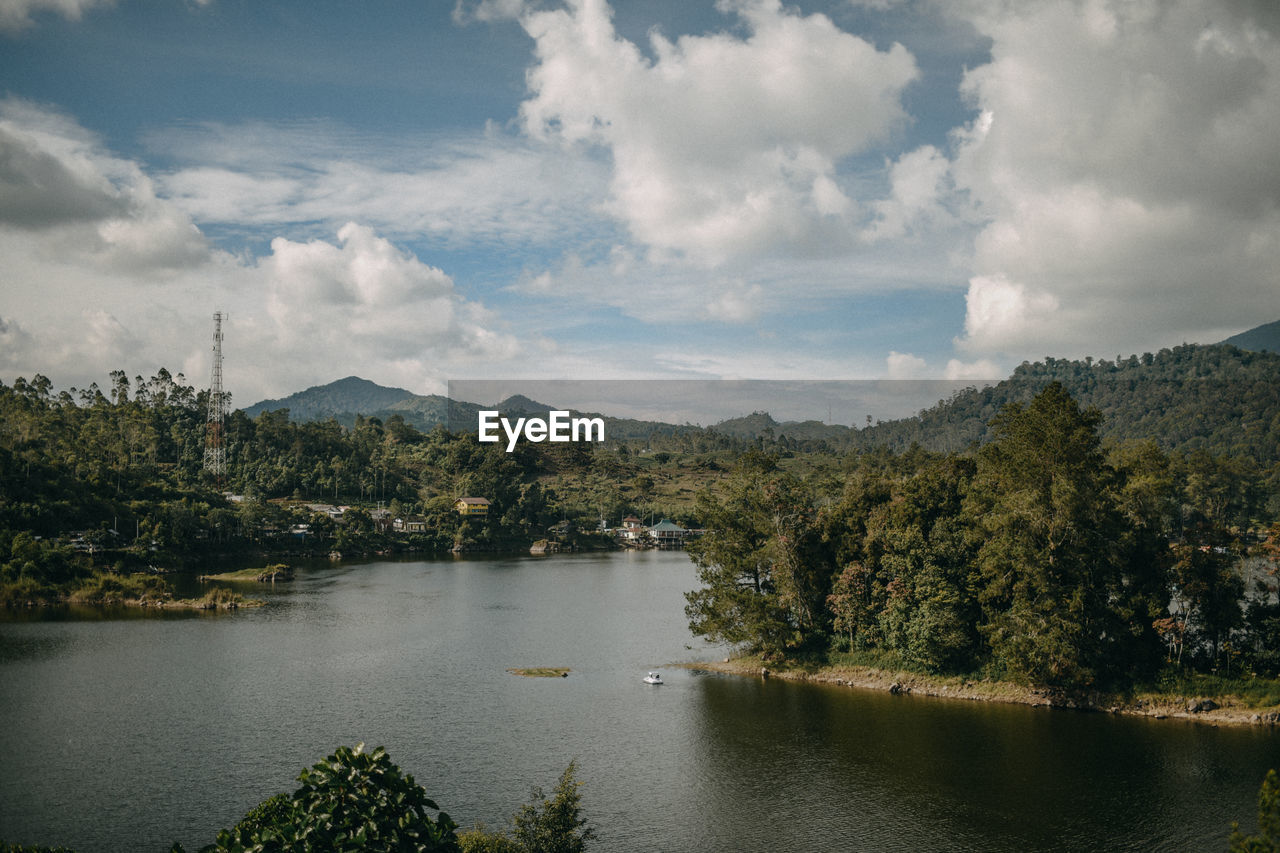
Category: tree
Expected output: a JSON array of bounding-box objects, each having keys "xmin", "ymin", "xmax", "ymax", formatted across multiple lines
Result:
[
  {"xmin": 193, "ymin": 744, "xmax": 461, "ymax": 852},
  {"xmin": 510, "ymin": 762, "xmax": 596, "ymax": 853},
  {"xmin": 684, "ymin": 452, "xmax": 800, "ymax": 655},
  {"xmin": 1229, "ymin": 769, "xmax": 1279, "ymax": 853},
  {"xmin": 827, "ymin": 562, "xmax": 873, "ymax": 648},
  {"xmin": 458, "ymin": 762, "xmax": 595, "ymax": 853},
  {"xmin": 1170, "ymin": 522, "xmax": 1245, "ymax": 669},
  {"xmin": 967, "ymin": 383, "xmax": 1128, "ymax": 690}
]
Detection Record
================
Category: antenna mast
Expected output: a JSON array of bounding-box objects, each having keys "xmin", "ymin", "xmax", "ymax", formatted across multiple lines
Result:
[{"xmin": 204, "ymin": 311, "xmax": 226, "ymax": 480}]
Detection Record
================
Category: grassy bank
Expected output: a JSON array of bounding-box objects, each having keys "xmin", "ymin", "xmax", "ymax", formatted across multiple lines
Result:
[
  {"xmin": 691, "ymin": 652, "xmax": 1280, "ymax": 728},
  {"xmin": 2, "ymin": 570, "xmax": 263, "ymax": 611}
]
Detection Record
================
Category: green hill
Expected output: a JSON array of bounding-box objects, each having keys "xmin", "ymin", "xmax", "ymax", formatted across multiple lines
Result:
[
  {"xmin": 240, "ymin": 344, "xmax": 1280, "ymax": 462},
  {"xmin": 242, "ymin": 376, "xmax": 418, "ymax": 422},
  {"xmin": 1220, "ymin": 319, "xmax": 1280, "ymax": 354},
  {"xmin": 852, "ymin": 344, "xmax": 1280, "ymax": 460}
]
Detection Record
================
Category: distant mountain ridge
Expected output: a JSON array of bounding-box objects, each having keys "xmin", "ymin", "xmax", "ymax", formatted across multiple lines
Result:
[
  {"xmin": 241, "ymin": 376, "xmax": 419, "ymax": 422},
  {"xmin": 1220, "ymin": 319, "xmax": 1280, "ymax": 354},
  {"xmin": 242, "ymin": 335, "xmax": 1280, "ymax": 460}
]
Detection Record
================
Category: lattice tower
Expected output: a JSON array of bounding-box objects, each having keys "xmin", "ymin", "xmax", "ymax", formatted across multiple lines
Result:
[{"xmin": 203, "ymin": 311, "xmax": 226, "ymax": 479}]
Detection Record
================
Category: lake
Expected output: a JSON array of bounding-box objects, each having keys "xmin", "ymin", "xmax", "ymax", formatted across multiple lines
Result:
[{"xmin": 1, "ymin": 550, "xmax": 1278, "ymax": 851}]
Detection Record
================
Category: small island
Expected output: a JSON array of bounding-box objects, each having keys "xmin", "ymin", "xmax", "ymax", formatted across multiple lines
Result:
[
  {"xmin": 199, "ymin": 564, "xmax": 294, "ymax": 583},
  {"xmin": 507, "ymin": 667, "xmax": 571, "ymax": 678}
]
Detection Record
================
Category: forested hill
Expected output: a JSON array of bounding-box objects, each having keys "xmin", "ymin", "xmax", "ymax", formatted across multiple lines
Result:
[
  {"xmin": 1220, "ymin": 319, "xmax": 1280, "ymax": 354},
  {"xmin": 242, "ymin": 376, "xmax": 419, "ymax": 422},
  {"xmin": 852, "ymin": 344, "xmax": 1280, "ymax": 459},
  {"xmin": 241, "ymin": 344, "xmax": 1280, "ymax": 461}
]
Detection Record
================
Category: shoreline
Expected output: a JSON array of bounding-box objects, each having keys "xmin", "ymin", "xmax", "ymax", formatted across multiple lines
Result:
[{"xmin": 687, "ymin": 657, "xmax": 1280, "ymax": 729}]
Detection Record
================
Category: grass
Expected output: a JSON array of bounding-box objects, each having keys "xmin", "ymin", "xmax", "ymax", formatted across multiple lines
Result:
[
  {"xmin": 1136, "ymin": 670, "xmax": 1280, "ymax": 710},
  {"xmin": 67, "ymin": 571, "xmax": 170, "ymax": 605},
  {"xmin": 1, "ymin": 570, "xmax": 264, "ymax": 611}
]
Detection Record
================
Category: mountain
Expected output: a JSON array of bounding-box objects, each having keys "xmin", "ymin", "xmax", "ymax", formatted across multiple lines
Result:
[
  {"xmin": 710, "ymin": 411, "xmax": 853, "ymax": 443},
  {"xmin": 240, "ymin": 379, "xmax": 568, "ymax": 432},
  {"xmin": 241, "ymin": 376, "xmax": 418, "ymax": 422},
  {"xmin": 240, "ymin": 343, "xmax": 1280, "ymax": 461},
  {"xmin": 1220, "ymin": 319, "xmax": 1280, "ymax": 354}
]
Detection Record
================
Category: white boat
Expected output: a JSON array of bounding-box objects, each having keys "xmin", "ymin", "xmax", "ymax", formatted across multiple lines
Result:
[{"xmin": 643, "ymin": 671, "xmax": 663, "ymax": 684}]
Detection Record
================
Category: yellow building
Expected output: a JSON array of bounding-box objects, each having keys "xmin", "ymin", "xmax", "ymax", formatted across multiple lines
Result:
[{"xmin": 455, "ymin": 497, "xmax": 491, "ymax": 517}]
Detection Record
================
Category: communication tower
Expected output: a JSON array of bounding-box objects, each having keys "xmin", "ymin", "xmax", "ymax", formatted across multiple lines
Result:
[{"xmin": 203, "ymin": 311, "xmax": 227, "ymax": 479}]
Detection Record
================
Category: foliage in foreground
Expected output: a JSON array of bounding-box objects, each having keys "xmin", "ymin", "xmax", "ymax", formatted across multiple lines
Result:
[
  {"xmin": 161, "ymin": 745, "xmax": 593, "ymax": 853},
  {"xmin": 1230, "ymin": 769, "xmax": 1280, "ymax": 852},
  {"xmin": 177, "ymin": 744, "xmax": 460, "ymax": 852},
  {"xmin": 458, "ymin": 761, "xmax": 596, "ymax": 853}
]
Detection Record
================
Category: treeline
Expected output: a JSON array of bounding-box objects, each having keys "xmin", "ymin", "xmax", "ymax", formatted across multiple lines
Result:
[
  {"xmin": 0, "ymin": 370, "xmax": 630, "ymax": 599},
  {"xmin": 851, "ymin": 344, "xmax": 1280, "ymax": 464},
  {"xmin": 686, "ymin": 383, "xmax": 1280, "ymax": 691}
]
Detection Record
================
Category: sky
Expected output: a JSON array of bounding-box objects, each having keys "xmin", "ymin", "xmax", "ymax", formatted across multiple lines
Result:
[{"xmin": 1, "ymin": 0, "xmax": 1278, "ymax": 412}]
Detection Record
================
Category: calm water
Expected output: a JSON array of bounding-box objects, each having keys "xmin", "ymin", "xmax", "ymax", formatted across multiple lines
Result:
[{"xmin": 1, "ymin": 550, "xmax": 1278, "ymax": 851}]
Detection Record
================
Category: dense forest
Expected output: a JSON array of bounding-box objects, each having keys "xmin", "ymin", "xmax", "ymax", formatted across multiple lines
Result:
[
  {"xmin": 2, "ymin": 345, "xmax": 1280, "ymax": 698},
  {"xmin": 688, "ymin": 383, "xmax": 1280, "ymax": 693}
]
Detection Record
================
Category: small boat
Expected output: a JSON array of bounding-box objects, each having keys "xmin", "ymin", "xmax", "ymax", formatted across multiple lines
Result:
[{"xmin": 643, "ymin": 671, "xmax": 663, "ymax": 685}]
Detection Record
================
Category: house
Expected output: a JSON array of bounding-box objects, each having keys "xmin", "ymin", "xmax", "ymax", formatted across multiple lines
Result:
[
  {"xmin": 618, "ymin": 515, "xmax": 647, "ymax": 542},
  {"xmin": 455, "ymin": 497, "xmax": 491, "ymax": 517},
  {"xmin": 649, "ymin": 519, "xmax": 689, "ymax": 546},
  {"xmin": 393, "ymin": 516, "xmax": 430, "ymax": 533}
]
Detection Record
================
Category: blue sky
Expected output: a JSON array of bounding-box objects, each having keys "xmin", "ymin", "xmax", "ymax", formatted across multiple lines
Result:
[{"xmin": 2, "ymin": 0, "xmax": 1278, "ymax": 409}]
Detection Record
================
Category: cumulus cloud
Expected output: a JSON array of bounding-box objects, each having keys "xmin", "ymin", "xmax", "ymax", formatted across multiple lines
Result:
[
  {"xmin": 257, "ymin": 223, "xmax": 519, "ymax": 391},
  {"xmin": 886, "ymin": 350, "xmax": 928, "ymax": 379},
  {"xmin": 0, "ymin": 124, "xmax": 125, "ymax": 226},
  {"xmin": 943, "ymin": 357, "xmax": 1000, "ymax": 381},
  {"xmin": 0, "ymin": 98, "xmax": 208, "ymax": 273},
  {"xmin": 0, "ymin": 102, "xmax": 523, "ymax": 402},
  {"xmin": 0, "ymin": 315, "xmax": 35, "ymax": 374},
  {"xmin": 517, "ymin": 0, "xmax": 919, "ymax": 262},
  {"xmin": 951, "ymin": 0, "xmax": 1280, "ymax": 357},
  {"xmin": 864, "ymin": 144, "xmax": 953, "ymax": 241}
]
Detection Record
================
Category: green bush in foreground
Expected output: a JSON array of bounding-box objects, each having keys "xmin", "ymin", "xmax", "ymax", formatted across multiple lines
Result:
[
  {"xmin": 1230, "ymin": 769, "xmax": 1280, "ymax": 852},
  {"xmin": 178, "ymin": 744, "xmax": 461, "ymax": 852}
]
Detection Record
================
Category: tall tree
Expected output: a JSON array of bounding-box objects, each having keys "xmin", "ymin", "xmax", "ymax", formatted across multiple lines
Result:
[
  {"xmin": 684, "ymin": 452, "xmax": 799, "ymax": 655},
  {"xmin": 967, "ymin": 383, "xmax": 1127, "ymax": 690}
]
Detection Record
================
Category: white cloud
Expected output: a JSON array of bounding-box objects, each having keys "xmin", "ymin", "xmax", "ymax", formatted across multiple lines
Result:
[
  {"xmin": 0, "ymin": 103, "xmax": 527, "ymax": 403},
  {"xmin": 0, "ymin": 98, "xmax": 209, "ymax": 274},
  {"xmin": 865, "ymin": 144, "xmax": 953, "ymax": 241},
  {"xmin": 943, "ymin": 357, "xmax": 1000, "ymax": 381},
  {"xmin": 0, "ymin": 0, "xmax": 114, "ymax": 32},
  {"xmin": 452, "ymin": 0, "xmax": 525, "ymax": 25},
  {"xmin": 886, "ymin": 350, "xmax": 928, "ymax": 379},
  {"xmin": 245, "ymin": 223, "xmax": 520, "ymax": 394},
  {"xmin": 517, "ymin": 0, "xmax": 919, "ymax": 263},
  {"xmin": 150, "ymin": 121, "xmax": 609, "ymax": 249},
  {"xmin": 950, "ymin": 0, "xmax": 1280, "ymax": 357},
  {"xmin": 958, "ymin": 274, "xmax": 1058, "ymax": 354}
]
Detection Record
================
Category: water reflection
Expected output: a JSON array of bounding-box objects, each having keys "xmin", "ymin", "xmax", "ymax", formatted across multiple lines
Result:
[
  {"xmin": 687, "ymin": 672, "xmax": 1280, "ymax": 851},
  {"xmin": 1, "ymin": 552, "xmax": 1277, "ymax": 853}
]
